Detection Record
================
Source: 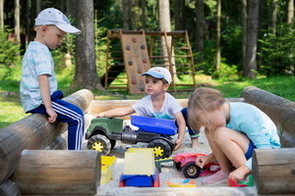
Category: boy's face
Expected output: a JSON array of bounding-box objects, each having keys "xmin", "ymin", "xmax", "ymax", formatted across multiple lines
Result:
[
  {"xmin": 37, "ymin": 25, "xmax": 66, "ymax": 50},
  {"xmin": 144, "ymin": 75, "xmax": 169, "ymax": 95}
]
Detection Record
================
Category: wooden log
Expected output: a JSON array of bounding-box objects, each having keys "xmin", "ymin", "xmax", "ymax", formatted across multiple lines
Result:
[
  {"xmin": 0, "ymin": 179, "xmax": 21, "ymax": 196},
  {"xmin": 44, "ymin": 135, "xmax": 67, "ymax": 150},
  {"xmin": 11, "ymin": 150, "xmax": 100, "ymax": 195},
  {"xmin": 240, "ymin": 86, "xmax": 295, "ymax": 147},
  {"xmin": 90, "ymin": 98, "xmax": 244, "ymax": 116},
  {"xmin": 252, "ymin": 148, "xmax": 295, "ymax": 195},
  {"xmin": 0, "ymin": 89, "xmax": 94, "ymax": 183}
]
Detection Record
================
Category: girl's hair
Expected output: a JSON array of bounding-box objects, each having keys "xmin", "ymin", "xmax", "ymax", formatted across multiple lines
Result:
[{"xmin": 188, "ymin": 87, "xmax": 226, "ymax": 130}]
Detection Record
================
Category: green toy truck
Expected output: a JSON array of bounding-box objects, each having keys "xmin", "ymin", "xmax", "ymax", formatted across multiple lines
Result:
[{"xmin": 85, "ymin": 115, "xmax": 177, "ymax": 159}]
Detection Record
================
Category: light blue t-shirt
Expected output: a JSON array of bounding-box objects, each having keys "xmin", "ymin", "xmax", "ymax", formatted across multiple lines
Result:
[
  {"xmin": 227, "ymin": 102, "xmax": 281, "ymax": 170},
  {"xmin": 132, "ymin": 93, "xmax": 182, "ymax": 120},
  {"xmin": 20, "ymin": 41, "xmax": 57, "ymax": 112}
]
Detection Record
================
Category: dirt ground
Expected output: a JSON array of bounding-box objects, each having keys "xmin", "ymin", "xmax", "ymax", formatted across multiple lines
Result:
[{"xmin": 81, "ymin": 119, "xmax": 258, "ymax": 195}]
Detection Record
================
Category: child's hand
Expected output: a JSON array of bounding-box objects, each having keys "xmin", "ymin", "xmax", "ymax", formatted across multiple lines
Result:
[
  {"xmin": 195, "ymin": 155, "xmax": 208, "ymax": 169},
  {"xmin": 229, "ymin": 164, "xmax": 250, "ymax": 182},
  {"xmin": 173, "ymin": 139, "xmax": 182, "ymax": 151},
  {"xmin": 96, "ymin": 113, "xmax": 103, "ymax": 118},
  {"xmin": 46, "ymin": 108, "xmax": 57, "ymax": 123},
  {"xmin": 96, "ymin": 112, "xmax": 108, "ymax": 118}
]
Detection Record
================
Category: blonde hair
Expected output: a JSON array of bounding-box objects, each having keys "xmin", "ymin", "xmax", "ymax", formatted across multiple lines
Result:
[{"xmin": 188, "ymin": 87, "xmax": 226, "ymax": 130}]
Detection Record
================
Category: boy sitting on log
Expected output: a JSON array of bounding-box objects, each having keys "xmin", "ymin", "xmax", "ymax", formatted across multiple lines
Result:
[{"xmin": 20, "ymin": 8, "xmax": 84, "ymax": 150}]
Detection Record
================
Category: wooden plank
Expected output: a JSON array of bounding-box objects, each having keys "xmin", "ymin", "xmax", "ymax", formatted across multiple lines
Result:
[
  {"xmin": 11, "ymin": 150, "xmax": 100, "ymax": 195},
  {"xmin": 252, "ymin": 148, "xmax": 295, "ymax": 194},
  {"xmin": 108, "ymin": 29, "xmax": 188, "ymax": 37},
  {"xmin": 240, "ymin": 86, "xmax": 295, "ymax": 147},
  {"xmin": 90, "ymin": 98, "xmax": 244, "ymax": 116},
  {"xmin": 96, "ymin": 187, "xmax": 248, "ymax": 196},
  {"xmin": 0, "ymin": 89, "xmax": 94, "ymax": 183}
]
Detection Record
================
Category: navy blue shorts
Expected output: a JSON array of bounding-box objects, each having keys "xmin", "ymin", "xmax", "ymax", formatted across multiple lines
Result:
[
  {"xmin": 245, "ymin": 140, "xmax": 256, "ymax": 160},
  {"xmin": 181, "ymin": 107, "xmax": 200, "ymax": 139}
]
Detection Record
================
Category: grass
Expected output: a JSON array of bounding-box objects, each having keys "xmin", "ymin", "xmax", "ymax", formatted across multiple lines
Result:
[{"xmin": 1, "ymin": 63, "xmax": 295, "ymax": 129}]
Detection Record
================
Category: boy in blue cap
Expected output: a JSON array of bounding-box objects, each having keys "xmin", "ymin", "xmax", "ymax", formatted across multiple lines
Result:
[{"xmin": 97, "ymin": 67, "xmax": 187, "ymax": 151}]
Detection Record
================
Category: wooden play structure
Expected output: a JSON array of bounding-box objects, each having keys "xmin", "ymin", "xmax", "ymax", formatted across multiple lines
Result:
[
  {"xmin": 101, "ymin": 29, "xmax": 196, "ymax": 94},
  {"xmin": 1, "ymin": 86, "xmax": 295, "ymax": 195}
]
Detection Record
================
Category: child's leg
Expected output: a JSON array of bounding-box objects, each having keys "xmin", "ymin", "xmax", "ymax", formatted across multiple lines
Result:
[
  {"xmin": 202, "ymin": 127, "xmax": 253, "ymax": 184},
  {"xmin": 206, "ymin": 127, "xmax": 249, "ymax": 171},
  {"xmin": 189, "ymin": 130, "xmax": 199, "ymax": 149},
  {"xmin": 191, "ymin": 137, "xmax": 199, "ymax": 149},
  {"xmin": 52, "ymin": 99, "xmax": 85, "ymax": 150}
]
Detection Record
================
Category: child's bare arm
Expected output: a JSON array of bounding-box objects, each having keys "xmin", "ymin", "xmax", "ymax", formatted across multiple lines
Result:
[
  {"xmin": 174, "ymin": 111, "xmax": 186, "ymax": 151},
  {"xmin": 96, "ymin": 106, "xmax": 135, "ymax": 118},
  {"xmin": 38, "ymin": 74, "xmax": 57, "ymax": 123}
]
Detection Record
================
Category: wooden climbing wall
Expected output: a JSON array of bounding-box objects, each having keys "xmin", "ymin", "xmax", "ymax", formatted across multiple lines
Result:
[
  {"xmin": 120, "ymin": 33, "xmax": 150, "ymax": 94},
  {"xmin": 103, "ymin": 29, "xmax": 196, "ymax": 94}
]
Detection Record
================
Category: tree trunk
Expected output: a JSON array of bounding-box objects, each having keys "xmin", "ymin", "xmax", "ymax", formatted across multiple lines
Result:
[
  {"xmin": 174, "ymin": 0, "xmax": 184, "ymax": 30},
  {"xmin": 286, "ymin": 0, "xmax": 294, "ymax": 24},
  {"xmin": 243, "ymin": 0, "xmax": 259, "ymax": 79},
  {"xmin": 159, "ymin": 0, "xmax": 171, "ymax": 60},
  {"xmin": 14, "ymin": 0, "xmax": 20, "ymax": 43},
  {"xmin": 122, "ymin": 0, "xmax": 129, "ymax": 29},
  {"xmin": 141, "ymin": 0, "xmax": 146, "ymax": 29},
  {"xmin": 242, "ymin": 0, "xmax": 247, "ymax": 69},
  {"xmin": 36, "ymin": 0, "xmax": 41, "ymax": 14},
  {"xmin": 159, "ymin": 0, "xmax": 177, "ymax": 83},
  {"xmin": 196, "ymin": 0, "xmax": 204, "ymax": 64},
  {"xmin": 128, "ymin": 0, "xmax": 133, "ymax": 29},
  {"xmin": 0, "ymin": 0, "xmax": 3, "ymax": 30},
  {"xmin": 72, "ymin": 0, "xmax": 103, "ymax": 90},
  {"xmin": 270, "ymin": 0, "xmax": 278, "ymax": 35},
  {"xmin": 216, "ymin": 0, "xmax": 221, "ymax": 71}
]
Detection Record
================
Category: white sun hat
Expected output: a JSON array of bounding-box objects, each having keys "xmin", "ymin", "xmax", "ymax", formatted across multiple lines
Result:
[
  {"xmin": 35, "ymin": 8, "xmax": 81, "ymax": 35},
  {"xmin": 142, "ymin": 67, "xmax": 172, "ymax": 84}
]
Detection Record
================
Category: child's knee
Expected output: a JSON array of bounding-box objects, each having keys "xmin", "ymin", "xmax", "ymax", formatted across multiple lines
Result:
[{"xmin": 214, "ymin": 127, "xmax": 230, "ymax": 142}]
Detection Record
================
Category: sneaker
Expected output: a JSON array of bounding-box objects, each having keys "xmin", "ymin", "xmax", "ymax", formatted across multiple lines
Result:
[{"xmin": 202, "ymin": 170, "xmax": 229, "ymax": 185}]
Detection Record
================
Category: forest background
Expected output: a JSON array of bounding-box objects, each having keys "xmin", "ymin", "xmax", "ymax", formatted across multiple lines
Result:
[{"xmin": 1, "ymin": 0, "xmax": 295, "ymax": 128}]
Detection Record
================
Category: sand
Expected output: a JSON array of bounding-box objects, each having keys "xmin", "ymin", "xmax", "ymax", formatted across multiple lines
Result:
[{"xmin": 80, "ymin": 119, "xmax": 257, "ymax": 195}]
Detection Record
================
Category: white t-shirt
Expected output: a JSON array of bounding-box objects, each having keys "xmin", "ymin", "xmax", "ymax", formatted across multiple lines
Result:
[
  {"xmin": 20, "ymin": 41, "xmax": 57, "ymax": 112},
  {"xmin": 132, "ymin": 93, "xmax": 182, "ymax": 120}
]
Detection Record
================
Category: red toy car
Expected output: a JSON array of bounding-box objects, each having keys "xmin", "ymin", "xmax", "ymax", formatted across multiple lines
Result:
[{"xmin": 173, "ymin": 153, "xmax": 220, "ymax": 178}]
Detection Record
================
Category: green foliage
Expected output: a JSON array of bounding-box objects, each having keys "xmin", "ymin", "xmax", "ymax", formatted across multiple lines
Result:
[
  {"xmin": 258, "ymin": 23, "xmax": 295, "ymax": 76},
  {"xmin": 51, "ymin": 33, "xmax": 76, "ymax": 72},
  {"xmin": 0, "ymin": 28, "xmax": 21, "ymax": 80},
  {"xmin": 195, "ymin": 39, "xmax": 216, "ymax": 75},
  {"xmin": 94, "ymin": 18, "xmax": 108, "ymax": 77},
  {"xmin": 221, "ymin": 26, "xmax": 243, "ymax": 71},
  {"xmin": 212, "ymin": 63, "xmax": 238, "ymax": 81}
]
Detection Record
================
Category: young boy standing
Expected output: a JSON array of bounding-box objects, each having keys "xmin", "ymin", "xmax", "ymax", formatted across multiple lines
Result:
[
  {"xmin": 20, "ymin": 8, "xmax": 84, "ymax": 150},
  {"xmin": 97, "ymin": 67, "xmax": 186, "ymax": 151}
]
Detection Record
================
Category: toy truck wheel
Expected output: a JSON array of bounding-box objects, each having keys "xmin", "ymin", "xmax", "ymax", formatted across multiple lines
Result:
[
  {"xmin": 147, "ymin": 139, "xmax": 172, "ymax": 159},
  {"xmin": 182, "ymin": 162, "xmax": 201, "ymax": 178},
  {"xmin": 87, "ymin": 134, "xmax": 111, "ymax": 155}
]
